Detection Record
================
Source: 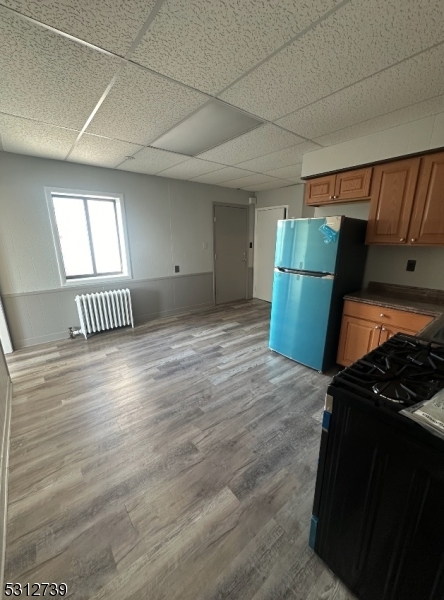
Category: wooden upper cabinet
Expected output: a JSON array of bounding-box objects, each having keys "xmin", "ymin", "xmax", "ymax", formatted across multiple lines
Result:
[
  {"xmin": 305, "ymin": 174, "xmax": 336, "ymax": 205},
  {"xmin": 408, "ymin": 151, "xmax": 444, "ymax": 246},
  {"xmin": 305, "ymin": 168, "xmax": 372, "ymax": 206},
  {"xmin": 366, "ymin": 157, "xmax": 420, "ymax": 245},
  {"xmin": 334, "ymin": 168, "xmax": 372, "ymax": 201}
]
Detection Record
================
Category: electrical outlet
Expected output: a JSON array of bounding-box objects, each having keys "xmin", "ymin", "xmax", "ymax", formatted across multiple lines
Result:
[
  {"xmin": 175, "ymin": 265, "xmax": 180, "ymax": 273},
  {"xmin": 406, "ymin": 260, "xmax": 416, "ymax": 272}
]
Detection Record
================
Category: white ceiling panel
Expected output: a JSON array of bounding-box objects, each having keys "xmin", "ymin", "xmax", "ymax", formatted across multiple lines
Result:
[
  {"xmin": 277, "ymin": 46, "xmax": 444, "ymax": 141},
  {"xmin": 157, "ymin": 158, "xmax": 224, "ymax": 180},
  {"xmin": 117, "ymin": 146, "xmax": 188, "ymax": 174},
  {"xmin": 265, "ymin": 163, "xmax": 303, "ymax": 181},
  {"xmin": 190, "ymin": 167, "xmax": 255, "ymax": 185},
  {"xmin": 220, "ymin": 0, "xmax": 444, "ymax": 120},
  {"xmin": 220, "ymin": 174, "xmax": 277, "ymax": 189},
  {"xmin": 0, "ymin": 0, "xmax": 158, "ymax": 55},
  {"xmin": 241, "ymin": 179, "xmax": 293, "ymax": 192},
  {"xmin": 315, "ymin": 97, "xmax": 444, "ymax": 147},
  {"xmin": 131, "ymin": 0, "xmax": 343, "ymax": 95},
  {"xmin": 236, "ymin": 142, "xmax": 320, "ymax": 173},
  {"xmin": 197, "ymin": 123, "xmax": 305, "ymax": 165},
  {"xmin": 0, "ymin": 10, "xmax": 121, "ymax": 129},
  {"xmin": 86, "ymin": 63, "xmax": 207, "ymax": 146},
  {"xmin": 0, "ymin": 113, "xmax": 78, "ymax": 159},
  {"xmin": 68, "ymin": 134, "xmax": 142, "ymax": 168}
]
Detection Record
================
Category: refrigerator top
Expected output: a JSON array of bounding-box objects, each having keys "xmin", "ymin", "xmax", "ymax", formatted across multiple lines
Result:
[{"xmin": 274, "ymin": 216, "xmax": 344, "ymax": 274}]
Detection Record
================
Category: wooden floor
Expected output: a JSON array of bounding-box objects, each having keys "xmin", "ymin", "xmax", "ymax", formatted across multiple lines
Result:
[{"xmin": 5, "ymin": 300, "xmax": 355, "ymax": 600}]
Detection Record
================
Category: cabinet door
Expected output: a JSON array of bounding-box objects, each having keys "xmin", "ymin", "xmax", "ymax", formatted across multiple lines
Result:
[
  {"xmin": 408, "ymin": 151, "xmax": 444, "ymax": 246},
  {"xmin": 366, "ymin": 158, "xmax": 420, "ymax": 244},
  {"xmin": 337, "ymin": 315, "xmax": 380, "ymax": 367},
  {"xmin": 305, "ymin": 174, "xmax": 336, "ymax": 205},
  {"xmin": 334, "ymin": 167, "xmax": 372, "ymax": 201},
  {"xmin": 378, "ymin": 325, "xmax": 416, "ymax": 344}
]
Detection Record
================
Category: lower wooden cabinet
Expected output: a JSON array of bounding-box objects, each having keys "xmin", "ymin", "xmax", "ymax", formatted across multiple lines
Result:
[{"xmin": 337, "ymin": 300, "xmax": 434, "ymax": 367}]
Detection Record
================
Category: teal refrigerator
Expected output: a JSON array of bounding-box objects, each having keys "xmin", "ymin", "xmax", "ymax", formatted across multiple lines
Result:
[{"xmin": 269, "ymin": 216, "xmax": 367, "ymax": 372}]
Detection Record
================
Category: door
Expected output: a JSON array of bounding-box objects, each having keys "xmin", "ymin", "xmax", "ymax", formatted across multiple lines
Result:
[
  {"xmin": 366, "ymin": 157, "xmax": 420, "ymax": 244},
  {"xmin": 337, "ymin": 315, "xmax": 381, "ymax": 367},
  {"xmin": 269, "ymin": 270, "xmax": 334, "ymax": 371},
  {"xmin": 305, "ymin": 174, "xmax": 336, "ymax": 205},
  {"xmin": 408, "ymin": 151, "xmax": 444, "ymax": 246},
  {"xmin": 214, "ymin": 205, "xmax": 248, "ymax": 304},
  {"xmin": 253, "ymin": 206, "xmax": 287, "ymax": 302},
  {"xmin": 334, "ymin": 167, "xmax": 372, "ymax": 201},
  {"xmin": 274, "ymin": 217, "xmax": 341, "ymax": 274}
]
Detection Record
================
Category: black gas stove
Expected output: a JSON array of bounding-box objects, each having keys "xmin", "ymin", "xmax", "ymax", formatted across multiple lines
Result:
[
  {"xmin": 332, "ymin": 332, "xmax": 444, "ymax": 410},
  {"xmin": 311, "ymin": 332, "xmax": 444, "ymax": 600}
]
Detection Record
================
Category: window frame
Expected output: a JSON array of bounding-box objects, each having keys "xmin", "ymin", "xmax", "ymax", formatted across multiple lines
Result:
[{"xmin": 45, "ymin": 186, "xmax": 132, "ymax": 287}]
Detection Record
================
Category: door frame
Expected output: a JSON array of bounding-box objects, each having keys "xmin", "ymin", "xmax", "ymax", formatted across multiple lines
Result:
[
  {"xmin": 253, "ymin": 205, "xmax": 288, "ymax": 300},
  {"xmin": 213, "ymin": 202, "xmax": 250, "ymax": 305}
]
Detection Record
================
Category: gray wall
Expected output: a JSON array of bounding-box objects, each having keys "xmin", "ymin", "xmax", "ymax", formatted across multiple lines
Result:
[
  {"xmin": 256, "ymin": 183, "xmax": 314, "ymax": 219},
  {"xmin": 0, "ymin": 345, "xmax": 9, "ymax": 427},
  {"xmin": 314, "ymin": 202, "xmax": 444, "ymax": 291},
  {"xmin": 0, "ymin": 152, "xmax": 250, "ymax": 348}
]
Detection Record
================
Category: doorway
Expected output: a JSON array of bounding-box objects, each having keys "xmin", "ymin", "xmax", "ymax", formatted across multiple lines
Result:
[
  {"xmin": 253, "ymin": 205, "xmax": 288, "ymax": 302},
  {"xmin": 214, "ymin": 204, "xmax": 248, "ymax": 304}
]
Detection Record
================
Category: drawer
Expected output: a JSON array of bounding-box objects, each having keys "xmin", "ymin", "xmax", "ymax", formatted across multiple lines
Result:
[{"xmin": 343, "ymin": 300, "xmax": 434, "ymax": 332}]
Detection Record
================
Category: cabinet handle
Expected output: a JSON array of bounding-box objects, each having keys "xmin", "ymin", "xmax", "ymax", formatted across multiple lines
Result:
[
  {"xmin": 329, "ymin": 195, "xmax": 333, "ymax": 199},
  {"xmin": 374, "ymin": 325, "xmax": 380, "ymax": 329},
  {"xmin": 381, "ymin": 327, "xmax": 386, "ymax": 331},
  {"xmin": 399, "ymin": 238, "xmax": 405, "ymax": 242},
  {"xmin": 380, "ymin": 313, "xmax": 385, "ymax": 317},
  {"xmin": 411, "ymin": 238, "xmax": 416, "ymax": 242}
]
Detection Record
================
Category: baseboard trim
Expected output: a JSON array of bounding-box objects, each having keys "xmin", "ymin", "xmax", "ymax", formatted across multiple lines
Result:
[
  {"xmin": 12, "ymin": 302, "xmax": 216, "ymax": 348},
  {"xmin": 0, "ymin": 378, "xmax": 12, "ymax": 594}
]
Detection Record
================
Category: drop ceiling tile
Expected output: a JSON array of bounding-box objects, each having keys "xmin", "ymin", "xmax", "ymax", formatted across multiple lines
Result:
[
  {"xmin": 1, "ymin": 0, "xmax": 158, "ymax": 55},
  {"xmin": 117, "ymin": 146, "xmax": 188, "ymax": 174},
  {"xmin": 131, "ymin": 0, "xmax": 343, "ymax": 95},
  {"xmin": 157, "ymin": 158, "xmax": 224, "ymax": 180},
  {"xmin": 0, "ymin": 10, "xmax": 121, "ymax": 129},
  {"xmin": 68, "ymin": 134, "xmax": 142, "ymax": 168},
  {"xmin": 265, "ymin": 163, "xmax": 303, "ymax": 181},
  {"xmin": 220, "ymin": 0, "xmax": 444, "ymax": 120},
  {"xmin": 241, "ymin": 179, "xmax": 293, "ymax": 192},
  {"xmin": 220, "ymin": 174, "xmax": 277, "ymax": 189},
  {"xmin": 86, "ymin": 63, "xmax": 207, "ymax": 145},
  {"xmin": 190, "ymin": 167, "xmax": 255, "ymax": 185},
  {"xmin": 312, "ymin": 95, "xmax": 444, "ymax": 147},
  {"xmin": 278, "ymin": 46, "xmax": 444, "ymax": 143},
  {"xmin": 0, "ymin": 113, "xmax": 78, "ymax": 159},
  {"xmin": 236, "ymin": 142, "xmax": 320, "ymax": 173},
  {"xmin": 197, "ymin": 124, "xmax": 305, "ymax": 165}
]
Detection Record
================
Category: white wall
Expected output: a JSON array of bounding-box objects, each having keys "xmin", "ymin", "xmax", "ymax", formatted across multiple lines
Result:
[
  {"xmin": 314, "ymin": 201, "xmax": 444, "ymax": 291},
  {"xmin": 302, "ymin": 113, "xmax": 444, "ymax": 177},
  {"xmin": 0, "ymin": 152, "xmax": 250, "ymax": 347},
  {"xmin": 255, "ymin": 184, "xmax": 313, "ymax": 219}
]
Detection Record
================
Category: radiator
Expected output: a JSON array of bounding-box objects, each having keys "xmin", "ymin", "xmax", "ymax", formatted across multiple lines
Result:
[{"xmin": 75, "ymin": 289, "xmax": 134, "ymax": 339}]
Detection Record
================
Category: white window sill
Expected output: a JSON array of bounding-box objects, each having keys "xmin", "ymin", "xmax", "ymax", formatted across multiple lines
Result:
[{"xmin": 62, "ymin": 274, "xmax": 133, "ymax": 288}]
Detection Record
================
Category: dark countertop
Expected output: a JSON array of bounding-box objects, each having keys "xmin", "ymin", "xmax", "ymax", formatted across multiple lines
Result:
[{"xmin": 344, "ymin": 283, "xmax": 444, "ymax": 341}]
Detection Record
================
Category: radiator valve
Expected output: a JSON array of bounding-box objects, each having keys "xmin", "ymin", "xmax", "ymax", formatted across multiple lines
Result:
[{"xmin": 68, "ymin": 327, "xmax": 83, "ymax": 339}]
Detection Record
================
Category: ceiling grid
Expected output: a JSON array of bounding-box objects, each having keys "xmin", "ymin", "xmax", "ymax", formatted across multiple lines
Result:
[{"xmin": 0, "ymin": 0, "xmax": 443, "ymax": 191}]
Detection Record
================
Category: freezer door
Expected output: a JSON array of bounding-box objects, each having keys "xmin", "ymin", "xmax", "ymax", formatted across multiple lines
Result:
[
  {"xmin": 269, "ymin": 270, "xmax": 333, "ymax": 371},
  {"xmin": 275, "ymin": 217, "xmax": 341, "ymax": 274}
]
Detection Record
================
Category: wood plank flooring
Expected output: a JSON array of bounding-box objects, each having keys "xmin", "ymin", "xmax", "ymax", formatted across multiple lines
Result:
[{"xmin": 5, "ymin": 300, "xmax": 355, "ymax": 599}]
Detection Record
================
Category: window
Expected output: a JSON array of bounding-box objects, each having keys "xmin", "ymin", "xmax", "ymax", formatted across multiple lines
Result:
[{"xmin": 47, "ymin": 188, "xmax": 130, "ymax": 284}]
